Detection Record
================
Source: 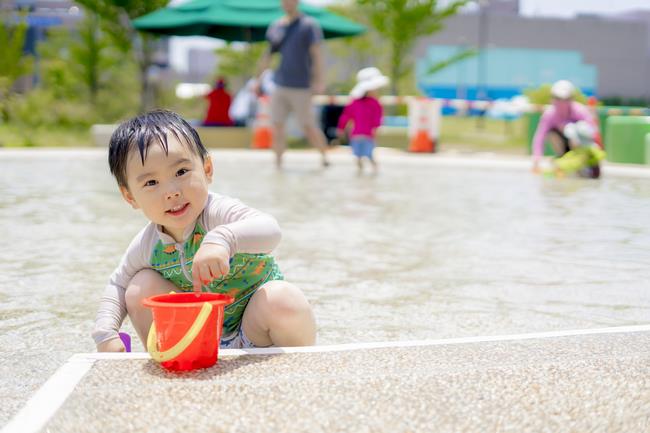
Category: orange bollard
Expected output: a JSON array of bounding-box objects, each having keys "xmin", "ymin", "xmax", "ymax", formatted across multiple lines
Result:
[
  {"xmin": 251, "ymin": 95, "xmax": 273, "ymax": 149},
  {"xmin": 410, "ymin": 130, "xmax": 435, "ymax": 152},
  {"xmin": 408, "ymin": 98, "xmax": 436, "ymax": 152}
]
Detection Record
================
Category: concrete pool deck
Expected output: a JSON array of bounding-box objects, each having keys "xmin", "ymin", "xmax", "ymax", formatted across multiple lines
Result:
[{"xmin": 4, "ymin": 325, "xmax": 650, "ymax": 433}]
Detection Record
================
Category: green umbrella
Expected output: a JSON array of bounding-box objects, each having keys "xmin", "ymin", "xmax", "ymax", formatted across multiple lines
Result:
[{"xmin": 132, "ymin": 0, "xmax": 365, "ymax": 42}]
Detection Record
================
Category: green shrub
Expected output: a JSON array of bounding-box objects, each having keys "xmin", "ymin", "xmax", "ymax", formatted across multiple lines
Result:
[{"xmin": 524, "ymin": 83, "xmax": 588, "ymax": 105}]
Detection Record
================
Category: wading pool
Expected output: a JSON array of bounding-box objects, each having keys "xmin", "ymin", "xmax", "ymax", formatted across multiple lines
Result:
[{"xmin": 1, "ymin": 148, "xmax": 649, "ymax": 425}]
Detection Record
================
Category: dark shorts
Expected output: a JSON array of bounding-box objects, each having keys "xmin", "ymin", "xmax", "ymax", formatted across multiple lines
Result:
[{"xmin": 548, "ymin": 127, "xmax": 571, "ymax": 156}]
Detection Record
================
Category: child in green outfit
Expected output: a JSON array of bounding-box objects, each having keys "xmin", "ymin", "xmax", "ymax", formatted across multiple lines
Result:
[
  {"xmin": 93, "ymin": 110, "xmax": 316, "ymax": 352},
  {"xmin": 545, "ymin": 120, "xmax": 605, "ymax": 179}
]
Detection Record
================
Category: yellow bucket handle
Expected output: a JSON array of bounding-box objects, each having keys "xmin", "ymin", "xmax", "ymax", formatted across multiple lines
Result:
[{"xmin": 147, "ymin": 301, "xmax": 213, "ymax": 363}]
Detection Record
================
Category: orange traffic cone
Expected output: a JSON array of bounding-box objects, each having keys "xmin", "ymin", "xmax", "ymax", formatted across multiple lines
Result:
[
  {"xmin": 409, "ymin": 130, "xmax": 432, "ymax": 152},
  {"xmin": 252, "ymin": 95, "xmax": 273, "ymax": 149},
  {"xmin": 408, "ymin": 98, "xmax": 436, "ymax": 152}
]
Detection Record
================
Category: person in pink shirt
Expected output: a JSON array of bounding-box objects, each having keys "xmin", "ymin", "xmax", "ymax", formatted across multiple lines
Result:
[
  {"xmin": 531, "ymin": 80, "xmax": 600, "ymax": 172},
  {"xmin": 336, "ymin": 67, "xmax": 389, "ymax": 172}
]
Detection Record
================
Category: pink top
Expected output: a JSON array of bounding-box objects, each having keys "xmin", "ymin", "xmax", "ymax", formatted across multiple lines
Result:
[
  {"xmin": 532, "ymin": 101, "xmax": 596, "ymax": 160},
  {"xmin": 337, "ymin": 96, "xmax": 383, "ymax": 138}
]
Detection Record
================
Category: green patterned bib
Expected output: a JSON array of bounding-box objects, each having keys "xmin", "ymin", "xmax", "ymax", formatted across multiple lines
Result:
[{"xmin": 150, "ymin": 222, "xmax": 283, "ymax": 335}]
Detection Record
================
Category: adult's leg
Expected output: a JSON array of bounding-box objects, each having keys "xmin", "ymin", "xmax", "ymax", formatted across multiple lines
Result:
[
  {"xmin": 241, "ymin": 280, "xmax": 316, "ymax": 347},
  {"xmin": 124, "ymin": 269, "xmax": 177, "ymax": 346},
  {"xmin": 290, "ymin": 88, "xmax": 330, "ymax": 166},
  {"xmin": 305, "ymin": 124, "xmax": 330, "ymax": 167},
  {"xmin": 272, "ymin": 122, "xmax": 287, "ymax": 169},
  {"xmin": 270, "ymin": 88, "xmax": 291, "ymax": 168}
]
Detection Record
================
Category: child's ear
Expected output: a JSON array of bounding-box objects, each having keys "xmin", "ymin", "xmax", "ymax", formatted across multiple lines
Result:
[
  {"xmin": 119, "ymin": 185, "xmax": 140, "ymax": 209},
  {"xmin": 203, "ymin": 155, "xmax": 214, "ymax": 183}
]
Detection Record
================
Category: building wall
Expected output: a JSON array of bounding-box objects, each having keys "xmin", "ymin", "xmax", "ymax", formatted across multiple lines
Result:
[
  {"xmin": 414, "ymin": 13, "xmax": 650, "ymax": 99},
  {"xmin": 187, "ymin": 48, "xmax": 218, "ymax": 83},
  {"xmin": 417, "ymin": 45, "xmax": 597, "ymax": 100}
]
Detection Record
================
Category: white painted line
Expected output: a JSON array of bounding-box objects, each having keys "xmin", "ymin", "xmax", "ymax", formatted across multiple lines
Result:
[
  {"xmin": 75, "ymin": 323, "xmax": 650, "ymax": 360},
  {"xmin": 1, "ymin": 355, "xmax": 95, "ymax": 433},
  {"xmin": 221, "ymin": 323, "xmax": 650, "ymax": 355}
]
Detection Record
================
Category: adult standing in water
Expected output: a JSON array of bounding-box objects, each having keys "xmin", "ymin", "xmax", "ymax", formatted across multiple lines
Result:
[
  {"xmin": 531, "ymin": 80, "xmax": 600, "ymax": 173},
  {"xmin": 255, "ymin": 0, "xmax": 330, "ymax": 169}
]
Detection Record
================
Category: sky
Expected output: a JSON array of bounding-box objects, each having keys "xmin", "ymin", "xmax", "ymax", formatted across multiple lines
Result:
[
  {"xmin": 169, "ymin": 0, "xmax": 650, "ymax": 72},
  {"xmin": 305, "ymin": 0, "xmax": 650, "ymax": 17},
  {"xmin": 516, "ymin": 0, "xmax": 650, "ymax": 17}
]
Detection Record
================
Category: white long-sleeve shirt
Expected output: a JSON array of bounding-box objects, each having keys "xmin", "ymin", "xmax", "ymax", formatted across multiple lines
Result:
[{"xmin": 92, "ymin": 192, "xmax": 281, "ymax": 346}]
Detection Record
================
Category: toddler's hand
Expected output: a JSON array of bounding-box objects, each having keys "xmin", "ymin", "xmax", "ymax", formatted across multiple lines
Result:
[
  {"xmin": 192, "ymin": 243, "xmax": 231, "ymax": 291},
  {"xmin": 97, "ymin": 337, "xmax": 126, "ymax": 352},
  {"xmin": 531, "ymin": 161, "xmax": 541, "ymax": 174}
]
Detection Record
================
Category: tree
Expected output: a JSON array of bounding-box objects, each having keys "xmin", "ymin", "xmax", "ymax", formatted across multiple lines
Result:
[
  {"xmin": 75, "ymin": 0, "xmax": 168, "ymax": 112},
  {"xmin": 325, "ymin": 4, "xmax": 384, "ymax": 94},
  {"xmin": 214, "ymin": 42, "xmax": 268, "ymax": 90},
  {"xmin": 37, "ymin": 12, "xmax": 119, "ymax": 105},
  {"xmin": 0, "ymin": 10, "xmax": 33, "ymax": 122},
  {"xmin": 356, "ymin": 0, "xmax": 468, "ymax": 96},
  {"xmin": 72, "ymin": 12, "xmax": 110, "ymax": 104},
  {"xmin": 525, "ymin": 84, "xmax": 588, "ymax": 105}
]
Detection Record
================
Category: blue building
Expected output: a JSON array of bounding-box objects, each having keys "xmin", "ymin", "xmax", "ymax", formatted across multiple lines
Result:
[
  {"xmin": 417, "ymin": 45, "xmax": 597, "ymax": 100},
  {"xmin": 414, "ymin": 11, "xmax": 650, "ymax": 100}
]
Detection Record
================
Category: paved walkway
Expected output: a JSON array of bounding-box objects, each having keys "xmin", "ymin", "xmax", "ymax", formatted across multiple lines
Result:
[{"xmin": 4, "ymin": 326, "xmax": 650, "ymax": 433}]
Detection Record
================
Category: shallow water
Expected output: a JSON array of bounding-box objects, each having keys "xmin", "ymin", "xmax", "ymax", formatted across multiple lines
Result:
[{"xmin": 1, "ymin": 149, "xmax": 650, "ymax": 424}]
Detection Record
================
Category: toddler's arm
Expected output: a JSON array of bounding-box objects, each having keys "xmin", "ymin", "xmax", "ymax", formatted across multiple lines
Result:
[
  {"xmin": 336, "ymin": 102, "xmax": 353, "ymax": 133},
  {"xmin": 92, "ymin": 279, "xmax": 128, "ymax": 349},
  {"xmin": 92, "ymin": 228, "xmax": 152, "ymax": 350},
  {"xmin": 532, "ymin": 109, "xmax": 553, "ymax": 166},
  {"xmin": 371, "ymin": 98, "xmax": 383, "ymax": 132},
  {"xmin": 203, "ymin": 194, "xmax": 281, "ymax": 257},
  {"xmin": 191, "ymin": 195, "xmax": 281, "ymax": 290}
]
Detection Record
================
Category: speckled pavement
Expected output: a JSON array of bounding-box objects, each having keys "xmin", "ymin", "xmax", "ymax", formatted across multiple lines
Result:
[{"xmin": 5, "ymin": 327, "xmax": 649, "ymax": 433}]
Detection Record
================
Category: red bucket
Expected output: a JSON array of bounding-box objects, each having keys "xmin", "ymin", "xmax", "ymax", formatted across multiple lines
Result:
[{"xmin": 142, "ymin": 292, "xmax": 233, "ymax": 371}]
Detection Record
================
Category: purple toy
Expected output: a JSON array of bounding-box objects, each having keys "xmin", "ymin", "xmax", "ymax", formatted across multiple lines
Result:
[{"xmin": 119, "ymin": 332, "xmax": 131, "ymax": 352}]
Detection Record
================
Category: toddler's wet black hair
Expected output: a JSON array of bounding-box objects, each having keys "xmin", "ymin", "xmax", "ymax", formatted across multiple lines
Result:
[{"xmin": 108, "ymin": 109, "xmax": 208, "ymax": 187}]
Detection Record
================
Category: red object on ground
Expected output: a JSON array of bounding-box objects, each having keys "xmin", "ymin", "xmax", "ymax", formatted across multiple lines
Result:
[
  {"xmin": 409, "ymin": 130, "xmax": 436, "ymax": 152},
  {"xmin": 252, "ymin": 95, "xmax": 273, "ymax": 149},
  {"xmin": 409, "ymin": 98, "xmax": 436, "ymax": 152},
  {"xmin": 204, "ymin": 81, "xmax": 234, "ymax": 126},
  {"xmin": 142, "ymin": 292, "xmax": 233, "ymax": 372},
  {"xmin": 587, "ymin": 96, "xmax": 604, "ymax": 149}
]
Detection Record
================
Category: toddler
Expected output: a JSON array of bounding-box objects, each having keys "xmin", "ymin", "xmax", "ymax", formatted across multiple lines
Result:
[
  {"xmin": 93, "ymin": 110, "xmax": 316, "ymax": 352},
  {"xmin": 336, "ymin": 67, "xmax": 389, "ymax": 172}
]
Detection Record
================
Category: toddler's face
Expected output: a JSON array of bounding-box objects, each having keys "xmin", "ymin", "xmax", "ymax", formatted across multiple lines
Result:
[{"xmin": 120, "ymin": 134, "xmax": 212, "ymax": 242}]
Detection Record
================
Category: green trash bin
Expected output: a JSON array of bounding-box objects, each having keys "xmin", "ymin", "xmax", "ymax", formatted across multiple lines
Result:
[
  {"xmin": 645, "ymin": 133, "xmax": 650, "ymax": 165},
  {"xmin": 604, "ymin": 116, "xmax": 650, "ymax": 164}
]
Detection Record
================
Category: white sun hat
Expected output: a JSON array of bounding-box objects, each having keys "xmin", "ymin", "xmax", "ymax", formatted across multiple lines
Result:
[
  {"xmin": 350, "ymin": 67, "xmax": 390, "ymax": 99},
  {"xmin": 551, "ymin": 80, "xmax": 575, "ymax": 100}
]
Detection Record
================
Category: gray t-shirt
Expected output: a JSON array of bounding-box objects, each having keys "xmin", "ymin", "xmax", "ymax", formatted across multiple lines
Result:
[{"xmin": 266, "ymin": 14, "xmax": 323, "ymax": 89}]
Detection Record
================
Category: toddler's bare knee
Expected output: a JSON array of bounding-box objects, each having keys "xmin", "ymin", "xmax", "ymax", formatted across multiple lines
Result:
[
  {"xmin": 263, "ymin": 281, "xmax": 311, "ymax": 317},
  {"xmin": 125, "ymin": 269, "xmax": 164, "ymax": 311}
]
